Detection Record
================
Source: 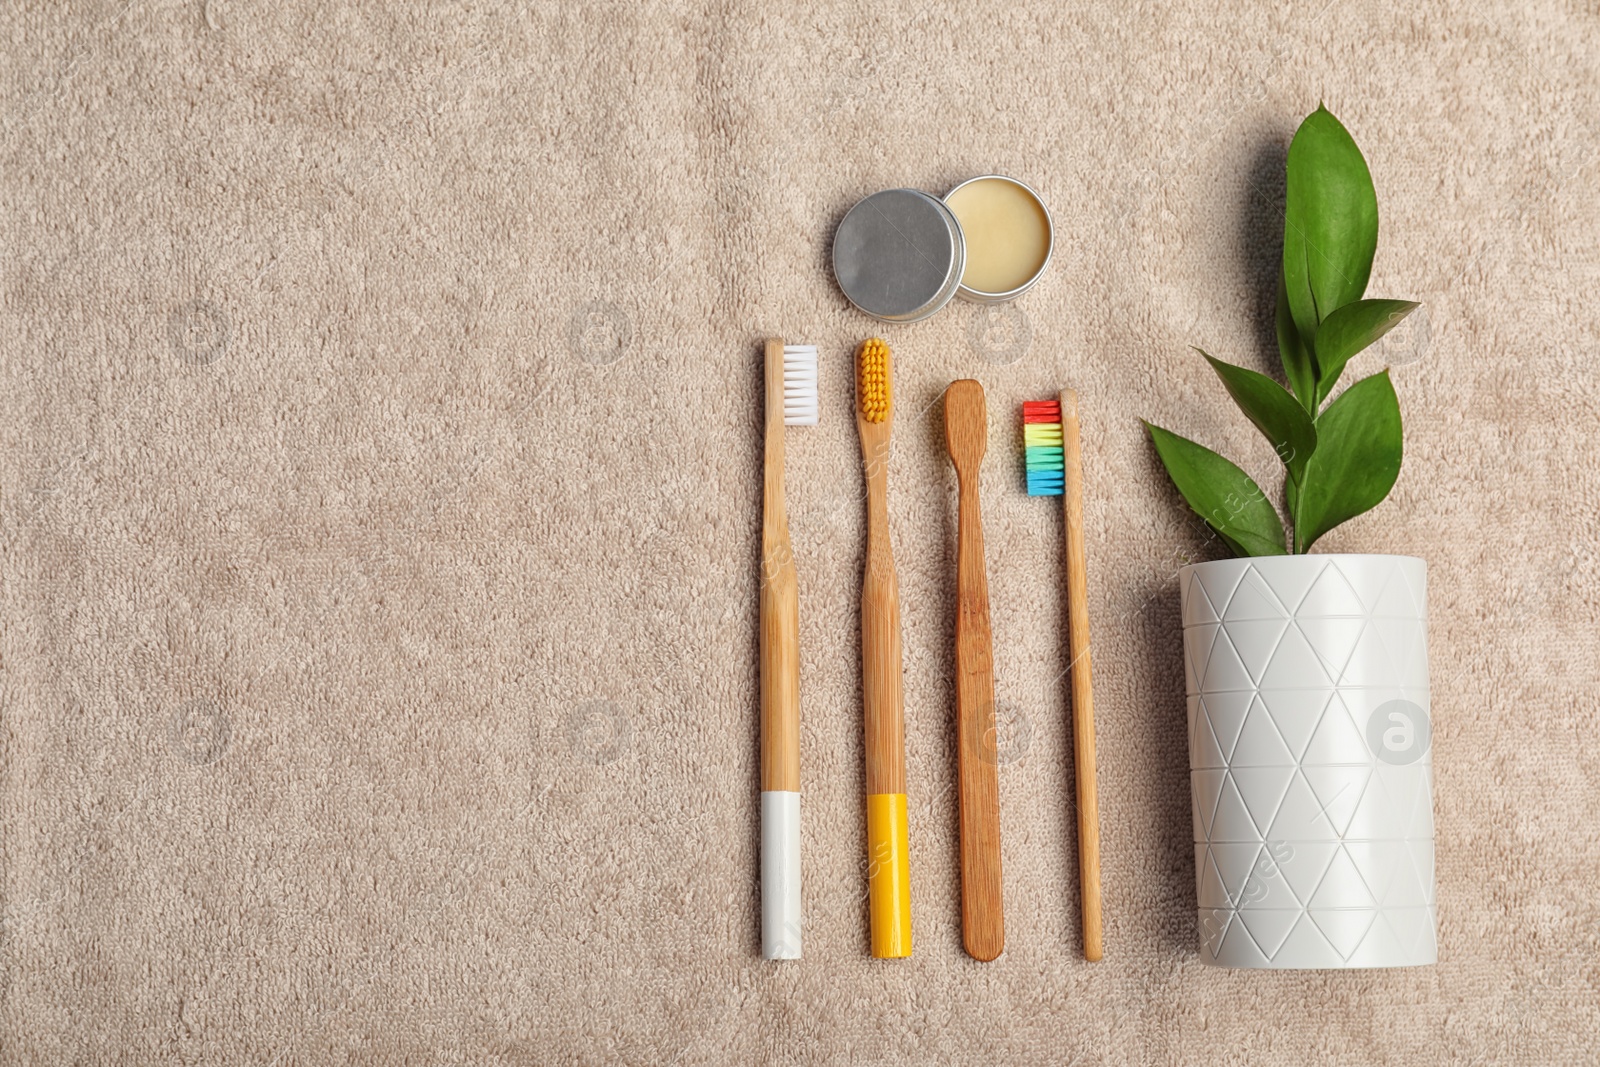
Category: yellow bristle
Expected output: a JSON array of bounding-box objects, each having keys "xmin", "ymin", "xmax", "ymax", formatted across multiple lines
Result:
[{"xmin": 858, "ymin": 338, "xmax": 892, "ymax": 423}]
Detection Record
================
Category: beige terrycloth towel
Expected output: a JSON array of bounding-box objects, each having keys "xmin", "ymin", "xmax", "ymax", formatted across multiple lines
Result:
[{"xmin": 2, "ymin": 2, "xmax": 1597, "ymax": 1063}]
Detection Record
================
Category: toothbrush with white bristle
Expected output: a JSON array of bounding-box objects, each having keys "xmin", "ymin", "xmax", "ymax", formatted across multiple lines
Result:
[{"xmin": 760, "ymin": 339, "xmax": 816, "ymax": 959}]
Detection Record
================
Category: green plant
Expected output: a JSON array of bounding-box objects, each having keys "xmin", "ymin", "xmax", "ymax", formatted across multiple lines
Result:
[{"xmin": 1145, "ymin": 106, "xmax": 1419, "ymax": 555}]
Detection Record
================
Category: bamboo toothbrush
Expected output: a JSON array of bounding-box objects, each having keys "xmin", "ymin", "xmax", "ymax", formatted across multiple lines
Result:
[
  {"xmin": 760, "ymin": 338, "xmax": 816, "ymax": 960},
  {"xmin": 943, "ymin": 379, "xmax": 1004, "ymax": 962},
  {"xmin": 855, "ymin": 338, "xmax": 912, "ymax": 959},
  {"xmin": 1023, "ymin": 392, "xmax": 1104, "ymax": 961}
]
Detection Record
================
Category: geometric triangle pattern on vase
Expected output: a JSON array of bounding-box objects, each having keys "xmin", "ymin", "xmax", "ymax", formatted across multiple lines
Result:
[{"xmin": 1181, "ymin": 555, "xmax": 1436, "ymax": 968}]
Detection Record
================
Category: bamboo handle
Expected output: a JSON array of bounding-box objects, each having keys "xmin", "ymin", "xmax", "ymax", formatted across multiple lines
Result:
[
  {"xmin": 759, "ymin": 339, "xmax": 800, "ymax": 960},
  {"xmin": 1060, "ymin": 389, "xmax": 1103, "ymax": 962},
  {"xmin": 760, "ymin": 340, "xmax": 800, "ymax": 794},
  {"xmin": 954, "ymin": 472, "xmax": 1004, "ymax": 962},
  {"xmin": 862, "ymin": 492, "xmax": 904, "ymax": 796},
  {"xmin": 759, "ymin": 542, "xmax": 800, "ymax": 793},
  {"xmin": 862, "ymin": 455, "xmax": 911, "ymax": 957}
]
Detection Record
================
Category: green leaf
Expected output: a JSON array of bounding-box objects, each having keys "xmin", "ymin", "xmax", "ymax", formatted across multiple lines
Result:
[
  {"xmin": 1282, "ymin": 106, "xmax": 1379, "ymax": 347},
  {"xmin": 1294, "ymin": 370, "xmax": 1403, "ymax": 552},
  {"xmin": 1196, "ymin": 349, "xmax": 1318, "ymax": 489},
  {"xmin": 1145, "ymin": 422, "xmax": 1287, "ymax": 557},
  {"xmin": 1312, "ymin": 298, "xmax": 1419, "ymax": 406},
  {"xmin": 1276, "ymin": 273, "xmax": 1317, "ymax": 411}
]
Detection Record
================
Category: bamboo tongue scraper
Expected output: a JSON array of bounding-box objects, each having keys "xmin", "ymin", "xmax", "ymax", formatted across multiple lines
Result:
[{"xmin": 943, "ymin": 379, "xmax": 1005, "ymax": 962}]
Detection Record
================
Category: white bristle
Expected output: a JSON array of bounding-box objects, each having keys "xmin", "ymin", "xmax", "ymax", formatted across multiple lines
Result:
[{"xmin": 782, "ymin": 344, "xmax": 818, "ymax": 426}]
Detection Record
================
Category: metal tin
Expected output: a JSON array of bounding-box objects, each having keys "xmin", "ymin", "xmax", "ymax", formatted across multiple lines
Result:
[
  {"xmin": 832, "ymin": 188, "xmax": 966, "ymax": 324},
  {"xmin": 943, "ymin": 174, "xmax": 1054, "ymax": 304}
]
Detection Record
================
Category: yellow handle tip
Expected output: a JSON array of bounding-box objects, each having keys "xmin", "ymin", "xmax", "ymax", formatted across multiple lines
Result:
[{"xmin": 867, "ymin": 793, "xmax": 912, "ymax": 958}]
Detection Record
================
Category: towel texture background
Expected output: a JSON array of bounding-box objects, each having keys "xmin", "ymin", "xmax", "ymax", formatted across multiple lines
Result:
[{"xmin": 3, "ymin": 2, "xmax": 1597, "ymax": 1063}]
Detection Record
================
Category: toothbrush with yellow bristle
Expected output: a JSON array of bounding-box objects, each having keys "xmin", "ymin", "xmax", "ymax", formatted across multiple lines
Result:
[{"xmin": 855, "ymin": 338, "xmax": 912, "ymax": 958}]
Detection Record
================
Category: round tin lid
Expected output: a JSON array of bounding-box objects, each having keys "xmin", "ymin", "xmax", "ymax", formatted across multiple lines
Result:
[{"xmin": 832, "ymin": 188, "xmax": 966, "ymax": 323}]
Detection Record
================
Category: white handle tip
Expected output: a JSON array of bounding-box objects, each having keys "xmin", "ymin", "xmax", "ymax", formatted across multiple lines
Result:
[{"xmin": 760, "ymin": 791, "xmax": 801, "ymax": 960}]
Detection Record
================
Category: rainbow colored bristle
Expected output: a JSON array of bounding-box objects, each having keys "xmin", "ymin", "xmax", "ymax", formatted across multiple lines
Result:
[{"xmin": 1023, "ymin": 400, "xmax": 1064, "ymax": 495}]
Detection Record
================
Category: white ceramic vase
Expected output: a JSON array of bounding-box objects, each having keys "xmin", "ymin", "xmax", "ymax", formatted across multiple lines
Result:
[{"xmin": 1181, "ymin": 554, "xmax": 1436, "ymax": 968}]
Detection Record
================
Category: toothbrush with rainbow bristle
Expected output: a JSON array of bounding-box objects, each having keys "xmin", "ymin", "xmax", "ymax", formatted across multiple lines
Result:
[
  {"xmin": 855, "ymin": 338, "xmax": 912, "ymax": 959},
  {"xmin": 759, "ymin": 339, "xmax": 816, "ymax": 960},
  {"xmin": 1023, "ymin": 391, "xmax": 1104, "ymax": 961}
]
